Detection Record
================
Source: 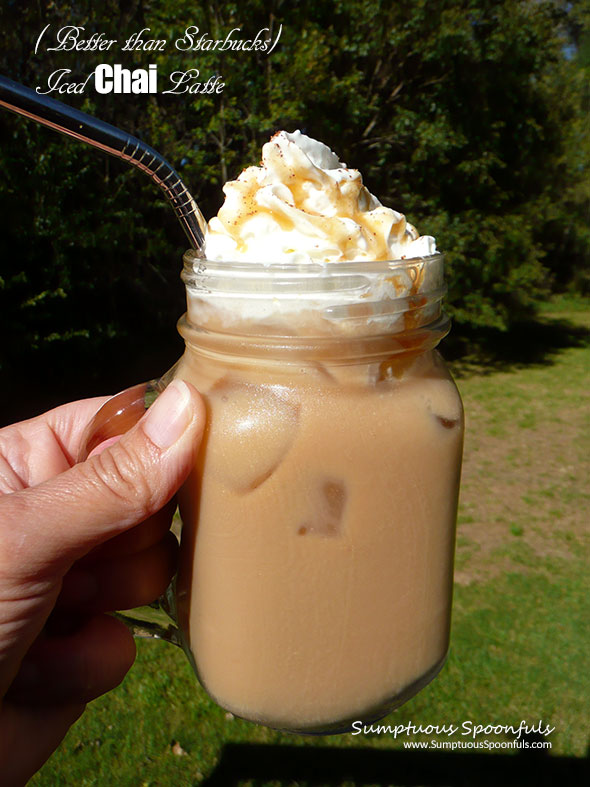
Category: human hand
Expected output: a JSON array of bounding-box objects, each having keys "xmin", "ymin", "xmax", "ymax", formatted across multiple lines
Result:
[{"xmin": 0, "ymin": 380, "xmax": 205, "ymax": 786}]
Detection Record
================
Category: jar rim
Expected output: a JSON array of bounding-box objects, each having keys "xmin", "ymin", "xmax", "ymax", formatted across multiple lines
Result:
[
  {"xmin": 182, "ymin": 249, "xmax": 443, "ymax": 277},
  {"xmin": 180, "ymin": 250, "xmax": 448, "ymax": 343},
  {"xmin": 177, "ymin": 312, "xmax": 451, "ymax": 362}
]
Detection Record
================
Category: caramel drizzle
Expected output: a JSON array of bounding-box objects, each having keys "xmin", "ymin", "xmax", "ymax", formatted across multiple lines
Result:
[{"xmin": 214, "ymin": 141, "xmax": 408, "ymax": 260}]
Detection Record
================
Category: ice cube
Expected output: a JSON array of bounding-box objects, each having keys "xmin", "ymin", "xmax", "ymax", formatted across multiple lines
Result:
[
  {"xmin": 435, "ymin": 415, "xmax": 460, "ymax": 429},
  {"xmin": 298, "ymin": 478, "xmax": 347, "ymax": 536},
  {"xmin": 205, "ymin": 378, "xmax": 300, "ymax": 493},
  {"xmin": 417, "ymin": 378, "xmax": 463, "ymax": 428}
]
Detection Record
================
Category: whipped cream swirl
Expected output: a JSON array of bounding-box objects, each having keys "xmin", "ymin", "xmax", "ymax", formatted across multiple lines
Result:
[{"xmin": 205, "ymin": 130, "xmax": 435, "ymax": 263}]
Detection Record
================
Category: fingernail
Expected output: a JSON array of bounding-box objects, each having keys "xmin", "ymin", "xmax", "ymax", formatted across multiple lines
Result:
[{"xmin": 141, "ymin": 380, "xmax": 192, "ymax": 450}]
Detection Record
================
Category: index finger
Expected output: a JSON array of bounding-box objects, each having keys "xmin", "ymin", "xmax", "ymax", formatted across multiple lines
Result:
[{"xmin": 0, "ymin": 397, "xmax": 110, "ymax": 490}]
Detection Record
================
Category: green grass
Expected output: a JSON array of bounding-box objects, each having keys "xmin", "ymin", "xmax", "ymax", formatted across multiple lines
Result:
[
  {"xmin": 31, "ymin": 297, "xmax": 590, "ymax": 785},
  {"xmin": 536, "ymin": 292, "xmax": 590, "ymax": 315}
]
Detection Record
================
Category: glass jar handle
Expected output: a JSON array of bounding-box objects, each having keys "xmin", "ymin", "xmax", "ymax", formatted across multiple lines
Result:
[
  {"xmin": 78, "ymin": 363, "xmax": 184, "ymax": 647},
  {"xmin": 78, "ymin": 362, "xmax": 179, "ymax": 462},
  {"xmin": 111, "ymin": 583, "xmax": 183, "ymax": 647}
]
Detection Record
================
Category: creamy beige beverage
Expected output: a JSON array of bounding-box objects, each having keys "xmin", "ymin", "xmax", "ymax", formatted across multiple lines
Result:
[{"xmin": 174, "ymin": 131, "xmax": 463, "ymax": 732}]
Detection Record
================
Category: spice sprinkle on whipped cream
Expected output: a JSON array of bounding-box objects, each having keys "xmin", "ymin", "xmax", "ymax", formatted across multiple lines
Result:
[{"xmin": 204, "ymin": 130, "xmax": 436, "ymax": 263}]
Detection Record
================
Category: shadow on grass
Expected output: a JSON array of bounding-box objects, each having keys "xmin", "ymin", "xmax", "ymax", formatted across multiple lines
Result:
[
  {"xmin": 202, "ymin": 740, "xmax": 589, "ymax": 787},
  {"xmin": 445, "ymin": 314, "xmax": 590, "ymax": 376}
]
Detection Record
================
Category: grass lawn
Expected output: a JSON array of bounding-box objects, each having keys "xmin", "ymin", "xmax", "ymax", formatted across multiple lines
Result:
[{"xmin": 30, "ymin": 298, "xmax": 590, "ymax": 786}]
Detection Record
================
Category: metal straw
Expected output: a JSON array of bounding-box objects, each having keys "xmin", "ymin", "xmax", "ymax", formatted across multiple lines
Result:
[{"xmin": 0, "ymin": 75, "xmax": 206, "ymax": 252}]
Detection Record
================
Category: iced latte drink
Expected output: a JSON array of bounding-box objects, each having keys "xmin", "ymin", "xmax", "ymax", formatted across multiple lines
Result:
[{"xmin": 173, "ymin": 132, "xmax": 464, "ymax": 733}]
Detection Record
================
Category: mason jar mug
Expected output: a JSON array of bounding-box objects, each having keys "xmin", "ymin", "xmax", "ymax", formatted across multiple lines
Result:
[{"xmin": 81, "ymin": 250, "xmax": 464, "ymax": 734}]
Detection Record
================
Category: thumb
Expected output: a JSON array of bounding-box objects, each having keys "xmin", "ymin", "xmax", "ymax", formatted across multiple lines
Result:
[{"xmin": 1, "ymin": 379, "xmax": 205, "ymax": 578}]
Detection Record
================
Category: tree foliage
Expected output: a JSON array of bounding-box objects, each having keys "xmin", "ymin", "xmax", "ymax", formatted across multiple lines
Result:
[{"xmin": 0, "ymin": 0, "xmax": 588, "ymax": 421}]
